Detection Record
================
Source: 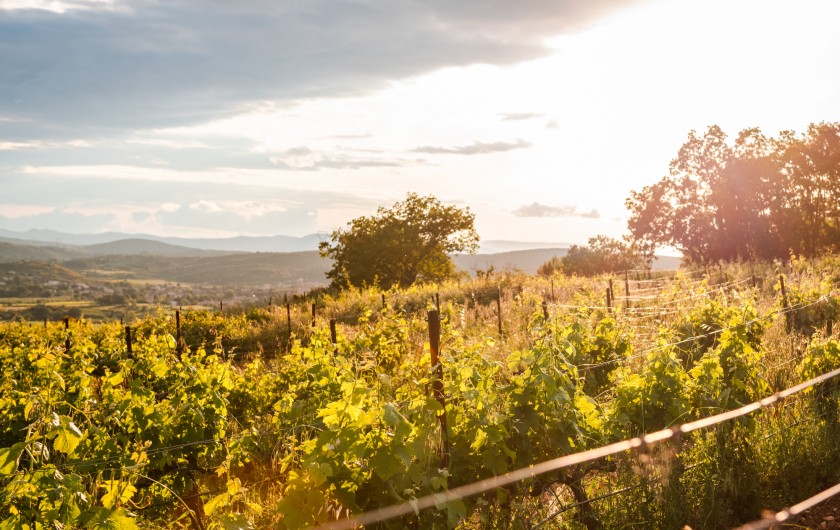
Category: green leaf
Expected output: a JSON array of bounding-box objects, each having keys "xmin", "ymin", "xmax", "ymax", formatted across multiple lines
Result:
[
  {"xmin": 470, "ymin": 428, "xmax": 487, "ymax": 451},
  {"xmin": 447, "ymin": 500, "xmax": 467, "ymax": 527},
  {"xmin": 204, "ymin": 492, "xmax": 231, "ymax": 517},
  {"xmin": 383, "ymin": 403, "xmax": 402, "ymax": 427},
  {"xmin": 101, "ymin": 479, "xmax": 137, "ymax": 510},
  {"xmin": 370, "ymin": 450, "xmax": 402, "ymax": 481},
  {"xmin": 0, "ymin": 443, "xmax": 25, "ymax": 474},
  {"xmin": 53, "ymin": 417, "xmax": 84, "ymax": 456},
  {"xmin": 80, "ymin": 507, "xmax": 140, "ymax": 530},
  {"xmin": 106, "ymin": 372, "xmax": 124, "ymax": 387}
]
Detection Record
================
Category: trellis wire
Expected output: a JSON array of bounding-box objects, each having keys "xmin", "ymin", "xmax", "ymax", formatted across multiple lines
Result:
[{"xmin": 313, "ymin": 365, "xmax": 840, "ymax": 530}]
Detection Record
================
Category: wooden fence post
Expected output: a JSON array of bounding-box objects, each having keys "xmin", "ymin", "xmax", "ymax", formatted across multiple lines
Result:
[
  {"xmin": 125, "ymin": 325, "xmax": 133, "ymax": 358},
  {"xmin": 286, "ymin": 302, "xmax": 292, "ymax": 350},
  {"xmin": 542, "ymin": 301, "xmax": 549, "ymax": 320},
  {"xmin": 330, "ymin": 319, "xmax": 338, "ymax": 354},
  {"xmin": 175, "ymin": 310, "xmax": 183, "ymax": 357},
  {"xmin": 551, "ymin": 278, "xmax": 555, "ymax": 301},
  {"xmin": 779, "ymin": 274, "xmax": 791, "ymax": 333},
  {"xmin": 428, "ymin": 310, "xmax": 449, "ymax": 468},
  {"xmin": 64, "ymin": 317, "xmax": 70, "ymax": 352},
  {"xmin": 606, "ymin": 287, "xmax": 612, "ymax": 314},
  {"xmin": 311, "ymin": 303, "xmax": 316, "ymax": 327},
  {"xmin": 625, "ymin": 271, "xmax": 631, "ymax": 309},
  {"xmin": 381, "ymin": 293, "xmax": 386, "ymax": 309},
  {"xmin": 435, "ymin": 292, "xmax": 441, "ymax": 312},
  {"xmin": 496, "ymin": 288, "xmax": 503, "ymax": 338}
]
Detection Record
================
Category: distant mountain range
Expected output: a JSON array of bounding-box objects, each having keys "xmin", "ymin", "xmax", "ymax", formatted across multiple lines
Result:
[
  {"xmin": 0, "ymin": 229, "xmax": 681, "ymax": 287},
  {"xmin": 0, "ymin": 229, "xmax": 568, "ymax": 255},
  {"xmin": 0, "ymin": 229, "xmax": 325, "ymax": 253}
]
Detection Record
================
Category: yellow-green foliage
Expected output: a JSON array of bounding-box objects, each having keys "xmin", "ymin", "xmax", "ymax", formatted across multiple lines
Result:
[{"xmin": 0, "ymin": 258, "xmax": 838, "ymax": 529}]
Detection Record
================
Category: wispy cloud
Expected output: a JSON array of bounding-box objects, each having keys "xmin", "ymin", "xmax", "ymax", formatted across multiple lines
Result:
[
  {"xmin": 500, "ymin": 112, "xmax": 543, "ymax": 121},
  {"xmin": 513, "ymin": 202, "xmax": 600, "ymax": 219},
  {"xmin": 268, "ymin": 146, "xmax": 412, "ymax": 170},
  {"xmin": 411, "ymin": 138, "xmax": 531, "ymax": 155},
  {"xmin": 127, "ymin": 138, "xmax": 211, "ymax": 149},
  {"xmin": 0, "ymin": 139, "xmax": 93, "ymax": 150}
]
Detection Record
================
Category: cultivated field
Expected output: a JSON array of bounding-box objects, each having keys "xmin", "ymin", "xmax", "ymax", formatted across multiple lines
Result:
[{"xmin": 1, "ymin": 258, "xmax": 838, "ymax": 529}]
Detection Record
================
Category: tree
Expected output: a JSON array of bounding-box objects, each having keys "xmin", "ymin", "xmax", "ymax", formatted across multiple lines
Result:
[
  {"xmin": 626, "ymin": 123, "xmax": 840, "ymax": 263},
  {"xmin": 556, "ymin": 235, "xmax": 646, "ymax": 277},
  {"xmin": 537, "ymin": 256, "xmax": 562, "ymax": 277},
  {"xmin": 319, "ymin": 193, "xmax": 479, "ymax": 289}
]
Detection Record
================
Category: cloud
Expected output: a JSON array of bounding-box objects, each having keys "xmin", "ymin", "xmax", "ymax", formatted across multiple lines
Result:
[
  {"xmin": 512, "ymin": 202, "xmax": 601, "ymax": 219},
  {"xmin": 268, "ymin": 146, "xmax": 412, "ymax": 170},
  {"xmin": 189, "ymin": 200, "xmax": 287, "ymax": 221},
  {"xmin": 411, "ymin": 138, "xmax": 531, "ymax": 155},
  {"xmin": 0, "ymin": 139, "xmax": 93, "ymax": 150},
  {"xmin": 0, "ymin": 0, "xmax": 644, "ymax": 137},
  {"xmin": 501, "ymin": 112, "xmax": 544, "ymax": 121}
]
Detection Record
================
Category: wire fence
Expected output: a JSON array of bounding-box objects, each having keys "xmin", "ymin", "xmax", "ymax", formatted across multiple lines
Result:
[
  {"xmin": 735, "ymin": 482, "xmax": 840, "ymax": 530},
  {"xmin": 314, "ymin": 365, "xmax": 840, "ymax": 530}
]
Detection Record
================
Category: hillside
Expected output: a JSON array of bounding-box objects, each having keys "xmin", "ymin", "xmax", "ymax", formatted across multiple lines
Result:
[
  {"xmin": 62, "ymin": 251, "xmax": 330, "ymax": 286},
  {"xmin": 454, "ymin": 248, "xmax": 569, "ymax": 275},
  {"xmin": 83, "ymin": 238, "xmax": 231, "ymax": 257},
  {"xmin": 0, "ymin": 241, "xmax": 87, "ymax": 263}
]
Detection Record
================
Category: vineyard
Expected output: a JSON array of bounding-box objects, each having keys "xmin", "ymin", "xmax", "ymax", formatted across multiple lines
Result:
[{"xmin": 1, "ymin": 257, "xmax": 839, "ymax": 529}]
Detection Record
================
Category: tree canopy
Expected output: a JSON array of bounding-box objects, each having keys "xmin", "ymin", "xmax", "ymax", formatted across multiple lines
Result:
[
  {"xmin": 319, "ymin": 193, "xmax": 479, "ymax": 289},
  {"xmin": 538, "ymin": 236, "xmax": 645, "ymax": 277},
  {"xmin": 626, "ymin": 123, "xmax": 840, "ymax": 263}
]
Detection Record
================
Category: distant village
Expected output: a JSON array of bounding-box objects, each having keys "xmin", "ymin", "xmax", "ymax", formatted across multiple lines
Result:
[{"xmin": 0, "ymin": 267, "xmax": 319, "ymax": 322}]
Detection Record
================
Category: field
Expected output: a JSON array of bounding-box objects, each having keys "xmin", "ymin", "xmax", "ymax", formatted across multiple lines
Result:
[{"xmin": 0, "ymin": 257, "xmax": 838, "ymax": 529}]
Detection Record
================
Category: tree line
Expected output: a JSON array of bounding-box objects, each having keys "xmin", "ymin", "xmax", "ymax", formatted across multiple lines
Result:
[
  {"xmin": 626, "ymin": 122, "xmax": 840, "ymax": 263},
  {"xmin": 319, "ymin": 122, "xmax": 839, "ymax": 289}
]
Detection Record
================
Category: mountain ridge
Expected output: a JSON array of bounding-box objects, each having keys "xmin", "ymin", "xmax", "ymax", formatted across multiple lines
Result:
[{"xmin": 0, "ymin": 229, "xmax": 573, "ymax": 255}]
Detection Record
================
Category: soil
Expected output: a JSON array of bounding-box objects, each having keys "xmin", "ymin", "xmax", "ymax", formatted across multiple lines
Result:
[{"xmin": 785, "ymin": 493, "xmax": 840, "ymax": 529}]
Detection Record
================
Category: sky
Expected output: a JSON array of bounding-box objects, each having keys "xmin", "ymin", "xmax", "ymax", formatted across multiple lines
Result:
[{"xmin": 1, "ymin": 0, "xmax": 839, "ymax": 245}]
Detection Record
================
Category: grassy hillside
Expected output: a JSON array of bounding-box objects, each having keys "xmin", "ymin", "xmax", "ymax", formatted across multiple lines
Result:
[
  {"xmin": 62, "ymin": 251, "xmax": 330, "ymax": 286},
  {"xmin": 0, "ymin": 241, "xmax": 87, "ymax": 263}
]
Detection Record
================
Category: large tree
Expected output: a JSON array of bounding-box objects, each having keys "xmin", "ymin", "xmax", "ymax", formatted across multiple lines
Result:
[
  {"xmin": 626, "ymin": 123, "xmax": 840, "ymax": 263},
  {"xmin": 319, "ymin": 193, "xmax": 479, "ymax": 289}
]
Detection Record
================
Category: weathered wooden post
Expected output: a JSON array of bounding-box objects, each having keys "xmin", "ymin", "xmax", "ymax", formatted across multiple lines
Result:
[
  {"xmin": 64, "ymin": 317, "xmax": 70, "ymax": 352},
  {"xmin": 330, "ymin": 319, "xmax": 337, "ymax": 353},
  {"xmin": 175, "ymin": 310, "xmax": 183, "ymax": 357},
  {"xmin": 428, "ymin": 310, "xmax": 449, "ymax": 468},
  {"xmin": 285, "ymin": 302, "xmax": 292, "ymax": 350},
  {"xmin": 496, "ymin": 288, "xmax": 503, "ymax": 338},
  {"xmin": 542, "ymin": 301, "xmax": 549, "ymax": 320},
  {"xmin": 606, "ymin": 287, "xmax": 612, "ymax": 314},
  {"xmin": 779, "ymin": 274, "xmax": 791, "ymax": 333},
  {"xmin": 625, "ymin": 271, "xmax": 631, "ymax": 309},
  {"xmin": 125, "ymin": 325, "xmax": 133, "ymax": 358}
]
